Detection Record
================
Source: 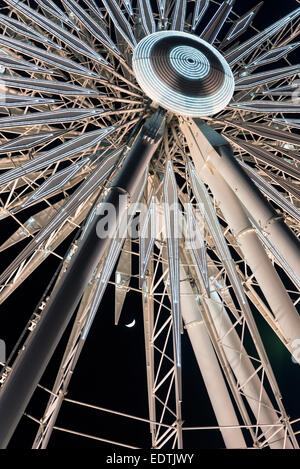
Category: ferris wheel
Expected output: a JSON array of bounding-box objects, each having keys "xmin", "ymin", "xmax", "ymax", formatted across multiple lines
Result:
[{"xmin": 0, "ymin": 0, "xmax": 299, "ymax": 449}]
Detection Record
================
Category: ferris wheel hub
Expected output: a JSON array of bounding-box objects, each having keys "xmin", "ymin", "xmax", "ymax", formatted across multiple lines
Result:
[{"xmin": 132, "ymin": 31, "xmax": 235, "ymax": 117}]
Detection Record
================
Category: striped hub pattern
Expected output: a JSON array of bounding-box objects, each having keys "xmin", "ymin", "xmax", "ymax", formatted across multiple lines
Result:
[{"xmin": 132, "ymin": 31, "xmax": 235, "ymax": 117}]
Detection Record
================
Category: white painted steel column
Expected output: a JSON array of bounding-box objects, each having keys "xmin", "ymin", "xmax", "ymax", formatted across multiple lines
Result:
[{"xmin": 180, "ymin": 267, "xmax": 247, "ymax": 448}]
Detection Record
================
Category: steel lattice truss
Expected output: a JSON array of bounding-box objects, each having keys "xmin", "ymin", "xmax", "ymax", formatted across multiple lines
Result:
[{"xmin": 0, "ymin": 0, "xmax": 299, "ymax": 449}]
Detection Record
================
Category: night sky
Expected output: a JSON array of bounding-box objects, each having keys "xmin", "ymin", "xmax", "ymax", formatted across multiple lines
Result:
[{"xmin": 0, "ymin": 0, "xmax": 299, "ymax": 450}]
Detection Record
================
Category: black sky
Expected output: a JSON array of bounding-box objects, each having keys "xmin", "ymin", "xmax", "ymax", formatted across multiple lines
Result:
[{"xmin": 0, "ymin": 0, "xmax": 299, "ymax": 450}]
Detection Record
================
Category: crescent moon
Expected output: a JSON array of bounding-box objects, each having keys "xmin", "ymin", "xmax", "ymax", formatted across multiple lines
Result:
[{"xmin": 125, "ymin": 319, "xmax": 136, "ymax": 328}]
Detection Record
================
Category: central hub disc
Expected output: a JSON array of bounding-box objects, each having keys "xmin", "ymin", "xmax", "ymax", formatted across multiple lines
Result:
[{"xmin": 132, "ymin": 31, "xmax": 235, "ymax": 117}]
